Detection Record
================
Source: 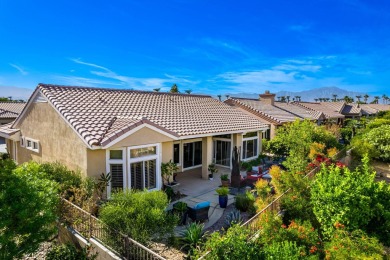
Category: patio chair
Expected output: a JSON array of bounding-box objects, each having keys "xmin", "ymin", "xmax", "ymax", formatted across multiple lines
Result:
[{"xmin": 187, "ymin": 201, "xmax": 210, "ymax": 222}]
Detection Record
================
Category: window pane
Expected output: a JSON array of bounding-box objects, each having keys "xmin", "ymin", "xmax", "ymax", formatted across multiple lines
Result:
[
  {"xmin": 110, "ymin": 164, "xmax": 123, "ymax": 190},
  {"xmin": 253, "ymin": 139, "xmax": 258, "ymax": 157},
  {"xmin": 243, "ymin": 132, "xmax": 257, "ymax": 138},
  {"xmin": 27, "ymin": 140, "xmax": 32, "ymax": 147},
  {"xmin": 194, "ymin": 141, "xmax": 202, "ymax": 166},
  {"xmin": 33, "ymin": 142, "xmax": 38, "ymax": 150},
  {"xmin": 131, "ymin": 162, "xmax": 143, "ymax": 190},
  {"xmin": 144, "ymin": 160, "xmax": 156, "ymax": 190},
  {"xmin": 130, "ymin": 146, "xmax": 156, "ymax": 158},
  {"xmin": 173, "ymin": 144, "xmax": 180, "ymax": 164},
  {"xmin": 110, "ymin": 150, "xmax": 123, "ymax": 160},
  {"xmin": 243, "ymin": 141, "xmax": 247, "ymax": 159},
  {"xmin": 246, "ymin": 140, "xmax": 254, "ymax": 158}
]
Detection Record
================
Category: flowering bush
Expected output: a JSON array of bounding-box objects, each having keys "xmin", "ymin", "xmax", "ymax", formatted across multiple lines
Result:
[{"xmin": 324, "ymin": 228, "xmax": 384, "ymax": 259}]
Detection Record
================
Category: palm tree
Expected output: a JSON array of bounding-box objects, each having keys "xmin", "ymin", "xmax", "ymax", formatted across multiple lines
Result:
[
  {"xmin": 343, "ymin": 96, "xmax": 353, "ymax": 103},
  {"xmin": 332, "ymin": 94, "xmax": 338, "ymax": 102},
  {"xmin": 314, "ymin": 98, "xmax": 319, "ymax": 102},
  {"xmin": 324, "ymin": 98, "xmax": 330, "ymax": 102},
  {"xmin": 355, "ymin": 95, "xmax": 362, "ymax": 104},
  {"xmin": 286, "ymin": 96, "xmax": 290, "ymax": 103},
  {"xmin": 153, "ymin": 88, "xmax": 161, "ymax": 92},
  {"xmin": 374, "ymin": 96, "xmax": 380, "ymax": 104},
  {"xmin": 382, "ymin": 94, "xmax": 388, "ymax": 104},
  {"xmin": 184, "ymin": 89, "xmax": 192, "ymax": 94},
  {"xmin": 217, "ymin": 95, "xmax": 222, "ymax": 101},
  {"xmin": 225, "ymin": 95, "xmax": 230, "ymax": 100},
  {"xmin": 297, "ymin": 96, "xmax": 301, "ymax": 101},
  {"xmin": 363, "ymin": 94, "xmax": 369, "ymax": 104},
  {"xmin": 277, "ymin": 96, "xmax": 281, "ymax": 102},
  {"xmin": 170, "ymin": 84, "xmax": 179, "ymax": 93}
]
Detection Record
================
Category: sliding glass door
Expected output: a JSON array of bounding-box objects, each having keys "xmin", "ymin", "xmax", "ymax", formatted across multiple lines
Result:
[
  {"xmin": 213, "ymin": 140, "xmax": 231, "ymax": 167},
  {"xmin": 183, "ymin": 141, "xmax": 202, "ymax": 168}
]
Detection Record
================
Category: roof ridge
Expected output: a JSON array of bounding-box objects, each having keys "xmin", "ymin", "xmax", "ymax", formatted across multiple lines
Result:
[{"xmin": 38, "ymin": 83, "xmax": 212, "ymax": 98}]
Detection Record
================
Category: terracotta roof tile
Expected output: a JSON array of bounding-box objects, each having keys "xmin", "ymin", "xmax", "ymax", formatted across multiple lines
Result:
[
  {"xmin": 37, "ymin": 84, "xmax": 268, "ymax": 147},
  {"xmin": 226, "ymin": 98, "xmax": 321, "ymax": 124},
  {"xmin": 0, "ymin": 102, "xmax": 26, "ymax": 119},
  {"xmin": 294, "ymin": 102, "xmax": 345, "ymax": 119}
]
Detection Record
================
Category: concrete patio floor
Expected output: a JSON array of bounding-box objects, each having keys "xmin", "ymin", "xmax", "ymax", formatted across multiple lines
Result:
[{"xmin": 170, "ymin": 167, "xmax": 236, "ymax": 233}]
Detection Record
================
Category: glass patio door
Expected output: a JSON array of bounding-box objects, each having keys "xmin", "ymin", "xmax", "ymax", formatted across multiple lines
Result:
[
  {"xmin": 130, "ymin": 160, "xmax": 157, "ymax": 190},
  {"xmin": 213, "ymin": 140, "xmax": 231, "ymax": 167},
  {"xmin": 183, "ymin": 141, "xmax": 202, "ymax": 168}
]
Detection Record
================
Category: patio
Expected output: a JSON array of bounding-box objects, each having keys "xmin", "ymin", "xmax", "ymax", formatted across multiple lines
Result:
[{"xmin": 169, "ymin": 166, "xmax": 236, "ymax": 230}]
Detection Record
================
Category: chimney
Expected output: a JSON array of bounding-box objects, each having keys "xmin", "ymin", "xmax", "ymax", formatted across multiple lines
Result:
[{"xmin": 259, "ymin": 90, "xmax": 276, "ymax": 105}]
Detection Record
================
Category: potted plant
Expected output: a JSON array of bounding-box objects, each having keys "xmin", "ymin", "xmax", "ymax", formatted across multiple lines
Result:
[
  {"xmin": 216, "ymin": 187, "xmax": 229, "ymax": 208},
  {"xmin": 220, "ymin": 174, "xmax": 230, "ymax": 187},
  {"xmin": 161, "ymin": 160, "xmax": 179, "ymax": 186},
  {"xmin": 173, "ymin": 201, "xmax": 188, "ymax": 226},
  {"xmin": 208, "ymin": 163, "xmax": 218, "ymax": 180}
]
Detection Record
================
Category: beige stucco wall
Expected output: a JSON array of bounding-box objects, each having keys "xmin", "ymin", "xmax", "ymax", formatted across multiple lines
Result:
[
  {"xmin": 14, "ymin": 102, "xmax": 89, "ymax": 176},
  {"xmin": 86, "ymin": 149, "xmax": 106, "ymax": 178},
  {"xmin": 109, "ymin": 127, "xmax": 174, "ymax": 149}
]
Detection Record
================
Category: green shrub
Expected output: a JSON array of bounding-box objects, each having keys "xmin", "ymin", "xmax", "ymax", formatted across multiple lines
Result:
[
  {"xmin": 311, "ymin": 156, "xmax": 390, "ymax": 244},
  {"xmin": 262, "ymin": 241, "xmax": 305, "ymax": 259},
  {"xmin": 192, "ymin": 224, "xmax": 260, "ymax": 259},
  {"xmin": 235, "ymin": 191, "xmax": 255, "ymax": 213},
  {"xmin": 224, "ymin": 209, "xmax": 243, "ymax": 227},
  {"xmin": 46, "ymin": 243, "xmax": 96, "ymax": 260},
  {"xmin": 179, "ymin": 223, "xmax": 205, "ymax": 254},
  {"xmin": 216, "ymin": 187, "xmax": 229, "ymax": 196},
  {"xmin": 324, "ymin": 229, "xmax": 384, "ymax": 260},
  {"xmin": 39, "ymin": 162, "xmax": 83, "ymax": 195},
  {"xmin": 99, "ymin": 190, "xmax": 177, "ymax": 245},
  {"xmin": 0, "ymin": 161, "xmax": 59, "ymax": 259}
]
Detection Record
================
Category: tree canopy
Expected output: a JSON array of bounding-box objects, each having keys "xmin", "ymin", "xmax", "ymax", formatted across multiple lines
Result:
[{"xmin": 0, "ymin": 160, "xmax": 59, "ymax": 259}]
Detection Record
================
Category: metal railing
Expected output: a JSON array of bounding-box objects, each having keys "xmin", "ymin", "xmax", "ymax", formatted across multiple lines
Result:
[{"xmin": 60, "ymin": 198, "xmax": 166, "ymax": 260}]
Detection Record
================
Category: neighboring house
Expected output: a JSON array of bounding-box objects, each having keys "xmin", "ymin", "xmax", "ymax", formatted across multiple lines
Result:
[
  {"xmin": 0, "ymin": 84, "xmax": 269, "ymax": 195},
  {"xmin": 0, "ymin": 102, "xmax": 26, "ymax": 125},
  {"xmin": 293, "ymin": 101, "xmax": 345, "ymax": 123},
  {"xmin": 356, "ymin": 104, "xmax": 390, "ymax": 116},
  {"xmin": 225, "ymin": 91, "xmax": 326, "ymax": 139},
  {"xmin": 0, "ymin": 102, "xmax": 26, "ymax": 151}
]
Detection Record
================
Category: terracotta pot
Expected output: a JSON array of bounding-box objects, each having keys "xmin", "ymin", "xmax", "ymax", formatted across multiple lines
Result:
[{"xmin": 221, "ymin": 179, "xmax": 230, "ymax": 187}]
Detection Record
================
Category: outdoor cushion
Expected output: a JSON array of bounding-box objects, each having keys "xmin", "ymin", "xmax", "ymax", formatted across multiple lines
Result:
[{"xmin": 194, "ymin": 201, "xmax": 210, "ymax": 209}]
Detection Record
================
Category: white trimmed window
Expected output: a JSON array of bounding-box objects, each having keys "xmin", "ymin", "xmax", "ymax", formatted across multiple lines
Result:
[
  {"xmin": 173, "ymin": 142, "xmax": 180, "ymax": 165},
  {"xmin": 20, "ymin": 137, "xmax": 25, "ymax": 147},
  {"xmin": 107, "ymin": 149, "xmax": 126, "ymax": 195},
  {"xmin": 129, "ymin": 144, "xmax": 160, "ymax": 190},
  {"xmin": 242, "ymin": 132, "xmax": 258, "ymax": 160},
  {"xmin": 25, "ymin": 137, "xmax": 39, "ymax": 153}
]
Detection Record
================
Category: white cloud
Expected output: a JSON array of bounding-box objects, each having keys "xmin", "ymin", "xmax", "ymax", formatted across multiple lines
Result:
[
  {"xmin": 9, "ymin": 64, "xmax": 28, "ymax": 75},
  {"xmin": 69, "ymin": 58, "xmax": 197, "ymax": 90}
]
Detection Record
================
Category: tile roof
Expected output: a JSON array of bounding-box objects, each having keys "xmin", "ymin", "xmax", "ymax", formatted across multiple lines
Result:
[
  {"xmin": 294, "ymin": 102, "xmax": 345, "ymax": 119},
  {"xmin": 0, "ymin": 122, "xmax": 19, "ymax": 135},
  {"xmin": 274, "ymin": 102, "xmax": 324, "ymax": 120},
  {"xmin": 225, "ymin": 98, "xmax": 321, "ymax": 124},
  {"xmin": 227, "ymin": 98, "xmax": 297, "ymax": 124},
  {"xmin": 0, "ymin": 102, "xmax": 26, "ymax": 119},
  {"xmin": 33, "ymin": 84, "xmax": 268, "ymax": 147},
  {"xmin": 341, "ymin": 104, "xmax": 361, "ymax": 115}
]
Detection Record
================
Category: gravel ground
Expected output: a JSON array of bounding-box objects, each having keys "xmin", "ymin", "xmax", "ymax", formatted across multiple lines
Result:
[{"xmin": 204, "ymin": 203, "xmax": 252, "ymax": 234}]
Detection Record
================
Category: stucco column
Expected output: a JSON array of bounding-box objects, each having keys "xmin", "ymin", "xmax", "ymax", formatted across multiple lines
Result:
[{"xmin": 201, "ymin": 136, "xmax": 213, "ymax": 179}]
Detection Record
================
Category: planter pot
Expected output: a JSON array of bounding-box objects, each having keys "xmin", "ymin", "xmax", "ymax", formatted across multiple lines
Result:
[
  {"xmin": 221, "ymin": 179, "xmax": 230, "ymax": 187},
  {"xmin": 179, "ymin": 212, "xmax": 188, "ymax": 226},
  {"xmin": 219, "ymin": 195, "xmax": 228, "ymax": 208}
]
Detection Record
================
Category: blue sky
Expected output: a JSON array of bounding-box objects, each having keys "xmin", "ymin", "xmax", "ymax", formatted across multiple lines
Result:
[{"xmin": 1, "ymin": 0, "xmax": 390, "ymax": 97}]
